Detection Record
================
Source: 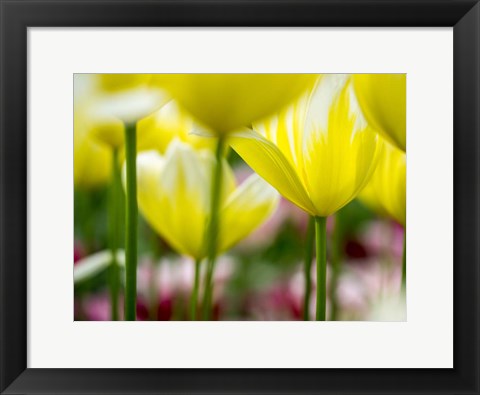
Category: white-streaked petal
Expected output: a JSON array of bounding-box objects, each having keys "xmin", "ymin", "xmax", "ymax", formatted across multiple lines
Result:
[
  {"xmin": 229, "ymin": 129, "xmax": 316, "ymax": 215},
  {"xmin": 302, "ymin": 75, "xmax": 382, "ymax": 216},
  {"xmin": 253, "ymin": 92, "xmax": 310, "ymax": 170},
  {"xmin": 304, "ymin": 74, "xmax": 352, "ymax": 144}
]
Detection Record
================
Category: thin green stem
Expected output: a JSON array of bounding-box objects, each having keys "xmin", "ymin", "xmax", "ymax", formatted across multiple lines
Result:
[
  {"xmin": 303, "ymin": 216, "xmax": 315, "ymax": 320},
  {"xmin": 202, "ymin": 137, "xmax": 225, "ymax": 320},
  {"xmin": 402, "ymin": 227, "xmax": 406, "ymax": 289},
  {"xmin": 190, "ymin": 259, "xmax": 201, "ymax": 320},
  {"xmin": 330, "ymin": 213, "xmax": 343, "ymax": 321},
  {"xmin": 124, "ymin": 122, "xmax": 138, "ymax": 321},
  {"xmin": 108, "ymin": 148, "xmax": 121, "ymax": 321},
  {"xmin": 315, "ymin": 216, "xmax": 327, "ymax": 321}
]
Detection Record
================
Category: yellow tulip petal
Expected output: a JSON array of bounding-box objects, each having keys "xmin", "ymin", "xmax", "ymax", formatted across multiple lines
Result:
[
  {"xmin": 74, "ymin": 75, "xmax": 112, "ymax": 188},
  {"xmin": 353, "ymin": 74, "xmax": 406, "ymax": 151},
  {"xmin": 358, "ymin": 180, "xmax": 389, "ymax": 218},
  {"xmin": 74, "ymin": 126, "xmax": 112, "ymax": 189},
  {"xmin": 360, "ymin": 141, "xmax": 406, "ymax": 225},
  {"xmin": 75, "ymin": 74, "xmax": 171, "ymax": 147},
  {"xmin": 88, "ymin": 117, "xmax": 125, "ymax": 148},
  {"xmin": 135, "ymin": 144, "xmax": 207, "ymax": 258},
  {"xmin": 219, "ymin": 173, "xmax": 279, "ymax": 251},
  {"xmin": 302, "ymin": 75, "xmax": 383, "ymax": 216},
  {"xmin": 137, "ymin": 139, "xmax": 279, "ymax": 259},
  {"xmin": 200, "ymin": 152, "xmax": 237, "ymax": 204},
  {"xmin": 137, "ymin": 101, "xmax": 215, "ymax": 154},
  {"xmin": 136, "ymin": 150, "xmax": 166, "ymax": 233},
  {"xmin": 75, "ymin": 75, "xmax": 121, "ymax": 148},
  {"xmin": 253, "ymin": 92, "xmax": 310, "ymax": 174},
  {"xmin": 136, "ymin": 140, "xmax": 236, "ymax": 260},
  {"xmin": 156, "ymin": 74, "xmax": 319, "ymax": 134},
  {"xmin": 98, "ymin": 74, "xmax": 153, "ymax": 92},
  {"xmin": 155, "ymin": 141, "xmax": 210, "ymax": 258},
  {"xmin": 229, "ymin": 129, "xmax": 316, "ymax": 215}
]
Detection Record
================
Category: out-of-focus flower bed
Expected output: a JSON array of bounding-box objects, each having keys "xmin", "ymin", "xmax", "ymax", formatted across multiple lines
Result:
[
  {"xmin": 74, "ymin": 73, "xmax": 406, "ymax": 321},
  {"xmin": 75, "ymin": 173, "xmax": 405, "ymax": 321}
]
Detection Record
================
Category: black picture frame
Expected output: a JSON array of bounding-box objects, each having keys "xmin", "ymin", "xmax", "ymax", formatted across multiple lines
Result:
[{"xmin": 1, "ymin": 1, "xmax": 479, "ymax": 394}]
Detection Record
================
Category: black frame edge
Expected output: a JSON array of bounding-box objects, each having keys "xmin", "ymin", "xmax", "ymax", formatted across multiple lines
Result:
[
  {"xmin": 0, "ymin": 0, "xmax": 28, "ymax": 392},
  {"xmin": 453, "ymin": 1, "xmax": 480, "ymax": 392},
  {"xmin": 1, "ymin": 0, "xmax": 479, "ymax": 394},
  {"xmin": 0, "ymin": 0, "xmax": 478, "ymax": 27}
]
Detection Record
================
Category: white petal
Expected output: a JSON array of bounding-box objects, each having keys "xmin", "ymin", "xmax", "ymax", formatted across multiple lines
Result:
[{"xmin": 95, "ymin": 87, "xmax": 170, "ymax": 123}]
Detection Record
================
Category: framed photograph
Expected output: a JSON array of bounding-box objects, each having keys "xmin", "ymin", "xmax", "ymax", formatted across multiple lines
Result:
[{"xmin": 1, "ymin": 0, "xmax": 479, "ymax": 393}]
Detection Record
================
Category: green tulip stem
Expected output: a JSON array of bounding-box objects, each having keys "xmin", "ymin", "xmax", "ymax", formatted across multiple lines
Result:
[
  {"xmin": 303, "ymin": 216, "xmax": 315, "ymax": 320},
  {"xmin": 402, "ymin": 227, "xmax": 406, "ymax": 288},
  {"xmin": 315, "ymin": 216, "xmax": 328, "ymax": 321},
  {"xmin": 202, "ymin": 136, "xmax": 225, "ymax": 320},
  {"xmin": 108, "ymin": 148, "xmax": 122, "ymax": 321},
  {"xmin": 330, "ymin": 212, "xmax": 343, "ymax": 321},
  {"xmin": 190, "ymin": 259, "xmax": 201, "ymax": 320},
  {"xmin": 124, "ymin": 122, "xmax": 138, "ymax": 321}
]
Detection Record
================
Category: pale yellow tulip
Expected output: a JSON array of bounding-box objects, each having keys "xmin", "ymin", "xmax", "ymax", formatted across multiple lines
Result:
[{"xmin": 135, "ymin": 140, "xmax": 279, "ymax": 260}]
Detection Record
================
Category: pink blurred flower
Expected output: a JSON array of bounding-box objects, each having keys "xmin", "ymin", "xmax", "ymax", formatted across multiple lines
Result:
[
  {"xmin": 81, "ymin": 293, "xmax": 121, "ymax": 321},
  {"xmin": 135, "ymin": 254, "xmax": 236, "ymax": 320},
  {"xmin": 245, "ymin": 280, "xmax": 302, "ymax": 320},
  {"xmin": 361, "ymin": 220, "xmax": 404, "ymax": 259},
  {"xmin": 74, "ymin": 240, "xmax": 86, "ymax": 264}
]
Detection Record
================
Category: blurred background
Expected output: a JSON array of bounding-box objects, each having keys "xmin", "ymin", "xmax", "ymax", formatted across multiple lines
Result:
[{"xmin": 74, "ymin": 150, "xmax": 404, "ymax": 321}]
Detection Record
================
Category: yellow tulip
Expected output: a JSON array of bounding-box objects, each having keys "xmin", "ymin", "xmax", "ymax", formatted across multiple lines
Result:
[
  {"xmin": 75, "ymin": 74, "xmax": 206, "ymax": 154},
  {"xmin": 357, "ymin": 175, "xmax": 389, "ymax": 219},
  {"xmin": 229, "ymin": 74, "xmax": 384, "ymax": 320},
  {"xmin": 359, "ymin": 138, "xmax": 407, "ymax": 289},
  {"xmin": 353, "ymin": 74, "xmax": 406, "ymax": 151},
  {"xmin": 95, "ymin": 74, "xmax": 170, "ymax": 123},
  {"xmin": 74, "ymin": 117, "xmax": 112, "ymax": 189},
  {"xmin": 359, "ymin": 140, "xmax": 406, "ymax": 226},
  {"xmin": 135, "ymin": 140, "xmax": 279, "ymax": 260},
  {"xmin": 74, "ymin": 74, "xmax": 125, "ymax": 148},
  {"xmin": 229, "ymin": 74, "xmax": 383, "ymax": 217},
  {"xmin": 137, "ymin": 100, "xmax": 216, "ymax": 154},
  {"xmin": 74, "ymin": 76, "xmax": 112, "ymax": 189},
  {"xmin": 74, "ymin": 74, "xmax": 170, "ymax": 148},
  {"xmin": 155, "ymin": 74, "xmax": 318, "ymax": 134}
]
